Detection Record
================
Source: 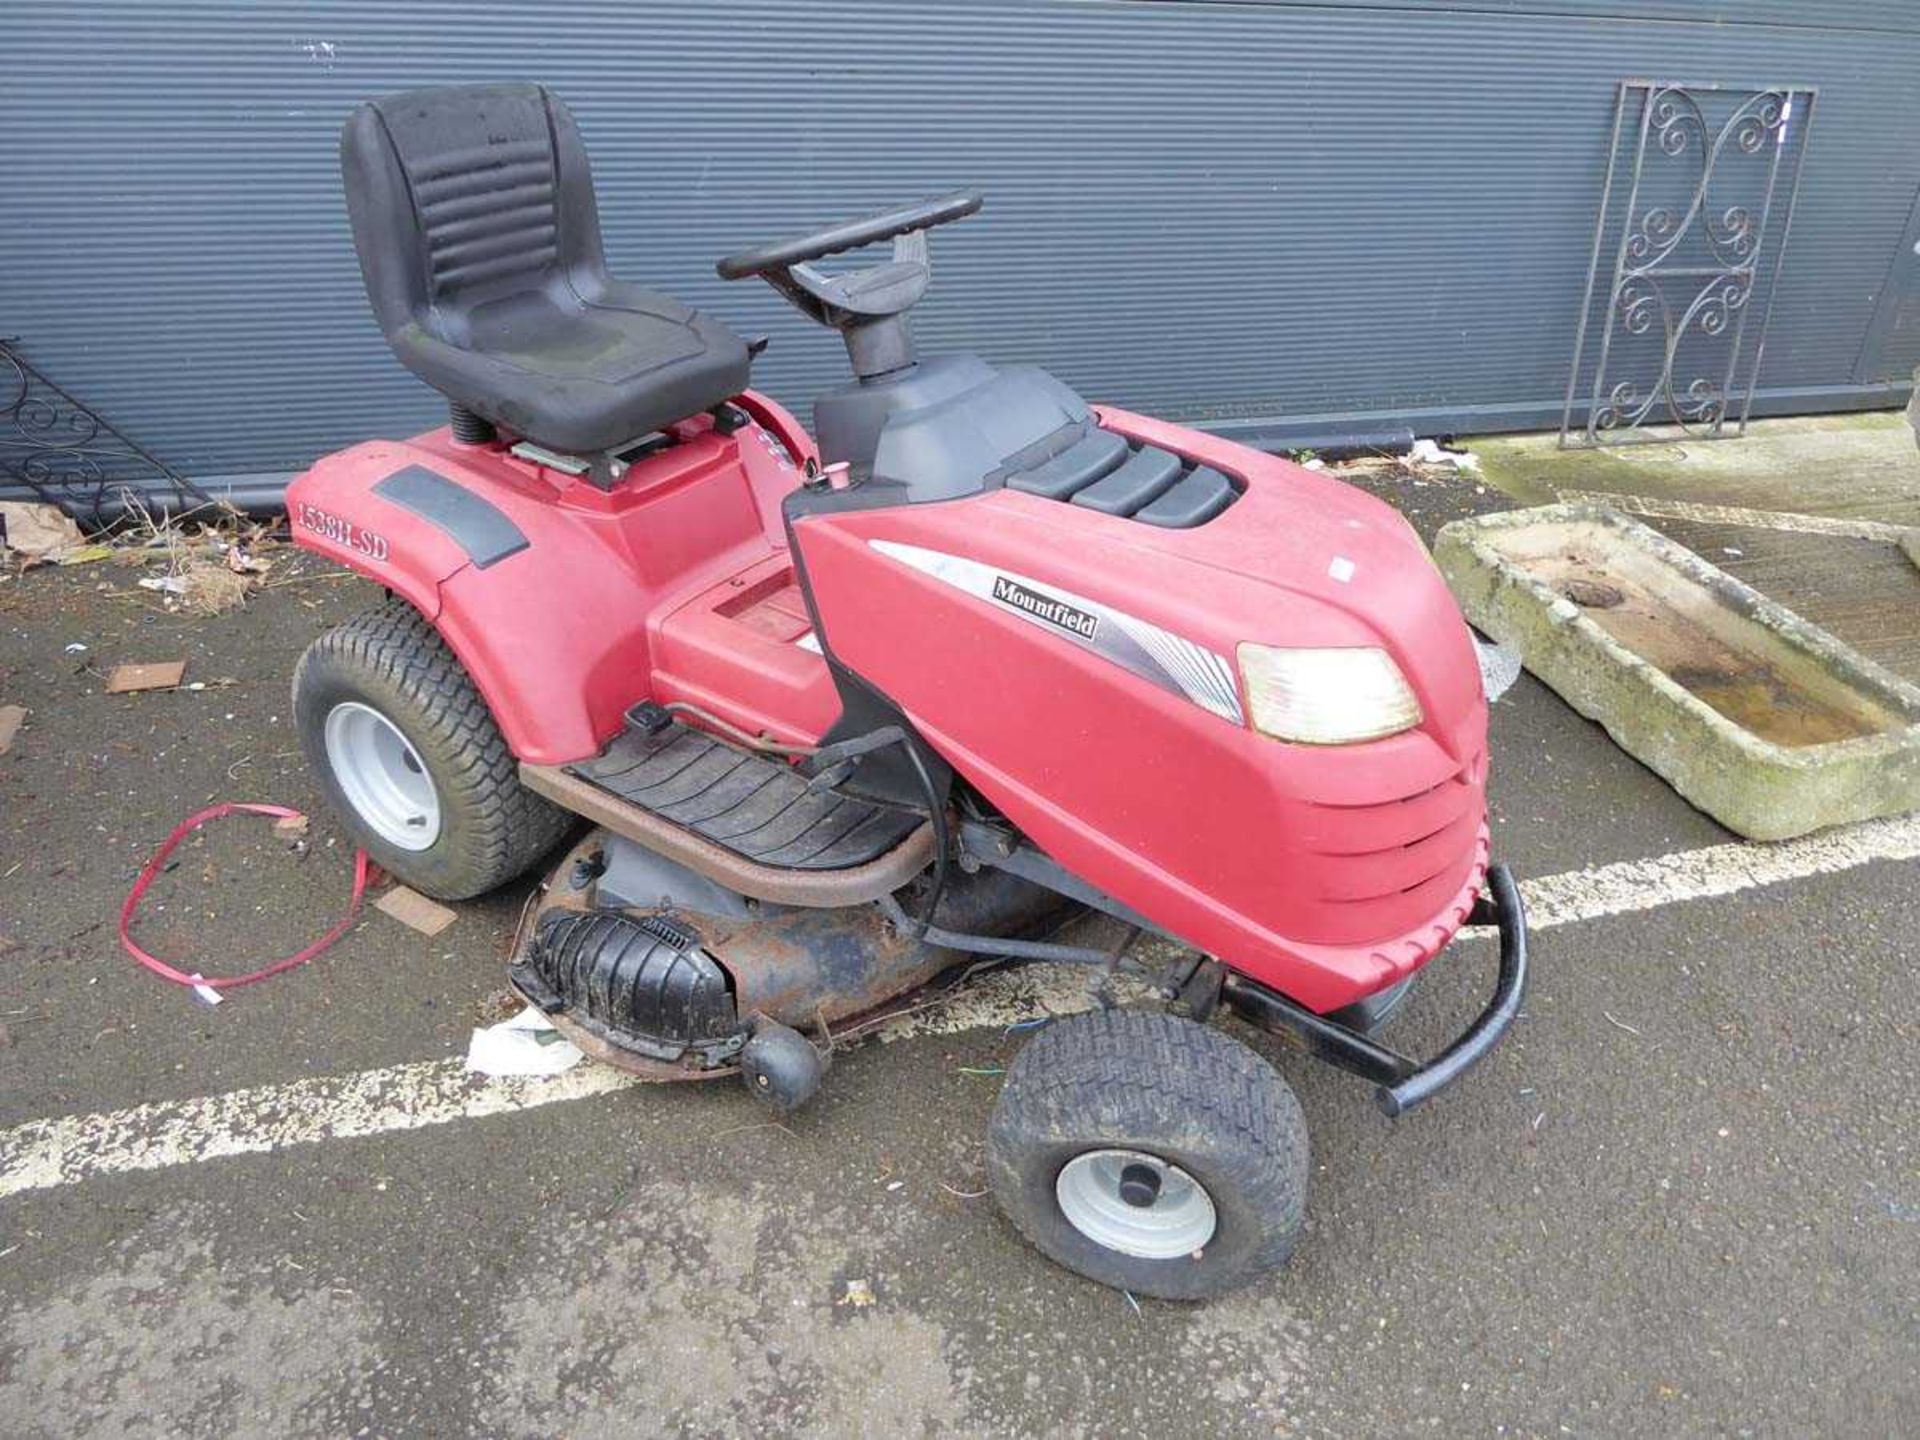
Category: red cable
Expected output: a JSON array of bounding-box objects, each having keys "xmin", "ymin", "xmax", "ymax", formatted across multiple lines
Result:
[{"xmin": 119, "ymin": 802, "xmax": 372, "ymax": 991}]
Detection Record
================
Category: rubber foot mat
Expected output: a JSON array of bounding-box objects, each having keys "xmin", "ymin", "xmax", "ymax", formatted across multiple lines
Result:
[{"xmin": 568, "ymin": 723, "xmax": 922, "ymax": 871}]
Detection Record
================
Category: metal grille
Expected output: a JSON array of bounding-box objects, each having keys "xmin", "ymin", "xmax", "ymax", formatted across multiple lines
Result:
[
  {"xmin": 1561, "ymin": 81, "xmax": 1817, "ymax": 448},
  {"xmin": 0, "ymin": 339, "xmax": 215, "ymax": 523}
]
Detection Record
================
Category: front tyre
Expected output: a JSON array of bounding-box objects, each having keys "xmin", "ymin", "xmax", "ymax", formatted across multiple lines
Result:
[
  {"xmin": 293, "ymin": 600, "xmax": 571, "ymax": 899},
  {"xmin": 986, "ymin": 1009, "xmax": 1310, "ymax": 1301}
]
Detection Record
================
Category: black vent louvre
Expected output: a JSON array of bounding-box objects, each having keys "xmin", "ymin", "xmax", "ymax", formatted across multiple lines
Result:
[{"xmin": 999, "ymin": 423, "xmax": 1240, "ymax": 529}]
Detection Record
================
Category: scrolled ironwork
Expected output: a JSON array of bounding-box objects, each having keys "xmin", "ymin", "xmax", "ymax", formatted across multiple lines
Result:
[
  {"xmin": 0, "ymin": 339, "xmax": 216, "ymax": 525},
  {"xmin": 1561, "ymin": 81, "xmax": 1815, "ymax": 448}
]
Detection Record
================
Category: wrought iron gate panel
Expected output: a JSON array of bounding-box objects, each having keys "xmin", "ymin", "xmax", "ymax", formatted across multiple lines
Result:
[
  {"xmin": 0, "ymin": 338, "xmax": 215, "ymax": 523},
  {"xmin": 1561, "ymin": 80, "xmax": 1817, "ymax": 448}
]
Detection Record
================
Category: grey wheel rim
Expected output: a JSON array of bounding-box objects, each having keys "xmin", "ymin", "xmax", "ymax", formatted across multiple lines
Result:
[
  {"xmin": 322, "ymin": 701, "xmax": 442, "ymax": 851},
  {"xmin": 1055, "ymin": 1148, "xmax": 1217, "ymax": 1260}
]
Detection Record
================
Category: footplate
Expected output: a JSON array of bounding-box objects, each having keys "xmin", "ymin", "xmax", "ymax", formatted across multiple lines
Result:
[{"xmin": 568, "ymin": 721, "xmax": 922, "ymax": 870}]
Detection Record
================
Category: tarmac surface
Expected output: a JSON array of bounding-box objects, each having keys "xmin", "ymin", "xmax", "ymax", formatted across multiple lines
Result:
[{"xmin": 1, "ymin": 492, "xmax": 1915, "ymax": 1437}]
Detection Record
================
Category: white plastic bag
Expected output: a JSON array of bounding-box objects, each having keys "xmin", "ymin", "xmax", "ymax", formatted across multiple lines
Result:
[{"xmin": 465, "ymin": 1005, "xmax": 585, "ymax": 1078}]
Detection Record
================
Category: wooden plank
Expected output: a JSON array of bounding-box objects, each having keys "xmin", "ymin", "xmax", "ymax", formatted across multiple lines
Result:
[{"xmin": 374, "ymin": 885, "xmax": 458, "ymax": 937}]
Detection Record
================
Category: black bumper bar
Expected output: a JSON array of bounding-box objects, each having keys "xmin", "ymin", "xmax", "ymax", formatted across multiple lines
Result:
[{"xmin": 1222, "ymin": 863, "xmax": 1529, "ymax": 1117}]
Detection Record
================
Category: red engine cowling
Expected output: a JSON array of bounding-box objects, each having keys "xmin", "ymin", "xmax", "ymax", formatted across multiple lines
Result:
[{"xmin": 791, "ymin": 406, "xmax": 1490, "ymax": 1012}]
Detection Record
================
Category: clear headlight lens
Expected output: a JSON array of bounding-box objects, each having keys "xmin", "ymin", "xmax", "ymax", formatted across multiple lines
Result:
[{"xmin": 1237, "ymin": 644, "xmax": 1422, "ymax": 745}]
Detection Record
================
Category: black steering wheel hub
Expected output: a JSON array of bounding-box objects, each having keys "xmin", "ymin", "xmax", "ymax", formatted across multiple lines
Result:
[{"xmin": 717, "ymin": 189, "xmax": 982, "ymax": 380}]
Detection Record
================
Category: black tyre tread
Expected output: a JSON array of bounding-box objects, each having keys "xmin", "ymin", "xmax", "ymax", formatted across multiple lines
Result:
[
  {"xmin": 294, "ymin": 599, "xmax": 570, "ymax": 898},
  {"xmin": 988, "ymin": 1009, "xmax": 1309, "ymax": 1299},
  {"xmin": 1008, "ymin": 1008, "xmax": 1293, "ymax": 1163}
]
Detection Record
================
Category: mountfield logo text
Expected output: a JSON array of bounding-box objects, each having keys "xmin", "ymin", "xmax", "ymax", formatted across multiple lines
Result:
[{"xmin": 991, "ymin": 576, "xmax": 1101, "ymax": 640}]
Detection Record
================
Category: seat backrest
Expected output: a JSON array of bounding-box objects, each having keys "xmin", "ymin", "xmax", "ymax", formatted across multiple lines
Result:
[{"xmin": 341, "ymin": 83, "xmax": 607, "ymax": 340}]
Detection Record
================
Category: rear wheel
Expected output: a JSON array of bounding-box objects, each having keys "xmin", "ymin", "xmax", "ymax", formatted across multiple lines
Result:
[
  {"xmin": 986, "ymin": 1009, "xmax": 1309, "ymax": 1300},
  {"xmin": 293, "ymin": 600, "xmax": 571, "ymax": 899}
]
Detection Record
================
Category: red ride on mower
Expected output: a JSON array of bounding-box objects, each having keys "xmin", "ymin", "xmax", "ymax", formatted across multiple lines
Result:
[{"xmin": 289, "ymin": 84, "xmax": 1527, "ymax": 1299}]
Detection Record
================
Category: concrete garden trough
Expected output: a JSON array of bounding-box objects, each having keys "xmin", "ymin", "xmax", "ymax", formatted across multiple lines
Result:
[{"xmin": 1435, "ymin": 503, "xmax": 1920, "ymax": 840}]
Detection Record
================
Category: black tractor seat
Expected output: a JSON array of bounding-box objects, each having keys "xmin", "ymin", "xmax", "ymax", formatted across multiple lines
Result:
[{"xmin": 341, "ymin": 83, "xmax": 751, "ymax": 455}]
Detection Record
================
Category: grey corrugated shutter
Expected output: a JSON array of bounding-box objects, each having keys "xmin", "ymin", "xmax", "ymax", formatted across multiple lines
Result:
[{"xmin": 6, "ymin": 1, "xmax": 1918, "ymax": 486}]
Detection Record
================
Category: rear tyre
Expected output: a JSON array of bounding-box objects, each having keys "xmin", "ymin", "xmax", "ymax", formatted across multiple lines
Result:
[
  {"xmin": 293, "ymin": 600, "xmax": 572, "ymax": 899},
  {"xmin": 986, "ymin": 1009, "xmax": 1310, "ymax": 1301}
]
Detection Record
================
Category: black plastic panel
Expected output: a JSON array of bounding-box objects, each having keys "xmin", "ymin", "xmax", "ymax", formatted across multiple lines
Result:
[
  {"xmin": 372, "ymin": 464, "xmax": 529, "ymax": 567},
  {"xmin": 517, "ymin": 909, "xmax": 740, "ymax": 1063},
  {"xmin": 1134, "ymin": 465, "xmax": 1237, "ymax": 528},
  {"xmin": 1006, "ymin": 429, "xmax": 1128, "ymax": 500},
  {"xmin": 1071, "ymin": 444, "xmax": 1182, "ymax": 515},
  {"xmin": 1000, "ymin": 425, "xmax": 1241, "ymax": 528}
]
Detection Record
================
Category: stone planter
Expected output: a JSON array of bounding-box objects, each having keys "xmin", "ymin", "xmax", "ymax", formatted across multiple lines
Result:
[{"xmin": 1435, "ymin": 503, "xmax": 1920, "ymax": 839}]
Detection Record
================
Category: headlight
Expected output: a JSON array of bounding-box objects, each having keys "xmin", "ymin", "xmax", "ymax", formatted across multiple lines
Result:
[{"xmin": 1236, "ymin": 644, "xmax": 1422, "ymax": 744}]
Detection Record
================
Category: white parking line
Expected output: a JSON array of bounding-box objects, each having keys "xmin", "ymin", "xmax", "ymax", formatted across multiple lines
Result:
[
  {"xmin": 4, "ymin": 814, "xmax": 1918, "ymax": 1200},
  {"xmin": 1515, "ymin": 813, "xmax": 1920, "ymax": 929},
  {"xmin": 0, "ymin": 1059, "xmax": 634, "ymax": 1201}
]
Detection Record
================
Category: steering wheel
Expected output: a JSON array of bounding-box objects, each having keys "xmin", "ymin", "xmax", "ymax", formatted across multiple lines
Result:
[
  {"xmin": 716, "ymin": 188, "xmax": 982, "ymax": 283},
  {"xmin": 715, "ymin": 189, "xmax": 982, "ymax": 357}
]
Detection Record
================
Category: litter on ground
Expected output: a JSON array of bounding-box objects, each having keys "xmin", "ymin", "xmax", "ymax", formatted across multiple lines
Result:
[
  {"xmin": 119, "ymin": 802, "xmax": 371, "ymax": 993},
  {"xmin": 374, "ymin": 885, "xmax": 459, "ymax": 937},
  {"xmin": 1473, "ymin": 636, "xmax": 1522, "ymax": 703},
  {"xmin": 1408, "ymin": 437, "xmax": 1482, "ymax": 472},
  {"xmin": 837, "ymin": 1278, "xmax": 877, "ymax": 1308},
  {"xmin": 104, "ymin": 660, "xmax": 188, "ymax": 694},
  {"xmin": 464, "ymin": 1004, "xmax": 585, "ymax": 1078},
  {"xmin": 0, "ymin": 501, "xmax": 86, "ymax": 562}
]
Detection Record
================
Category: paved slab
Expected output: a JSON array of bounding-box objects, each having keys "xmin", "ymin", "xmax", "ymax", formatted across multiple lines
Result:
[{"xmin": 1474, "ymin": 412, "xmax": 1920, "ymax": 527}]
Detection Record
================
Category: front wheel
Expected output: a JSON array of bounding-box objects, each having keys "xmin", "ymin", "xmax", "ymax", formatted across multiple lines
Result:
[
  {"xmin": 986, "ymin": 1009, "xmax": 1310, "ymax": 1301},
  {"xmin": 292, "ymin": 600, "xmax": 571, "ymax": 899}
]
